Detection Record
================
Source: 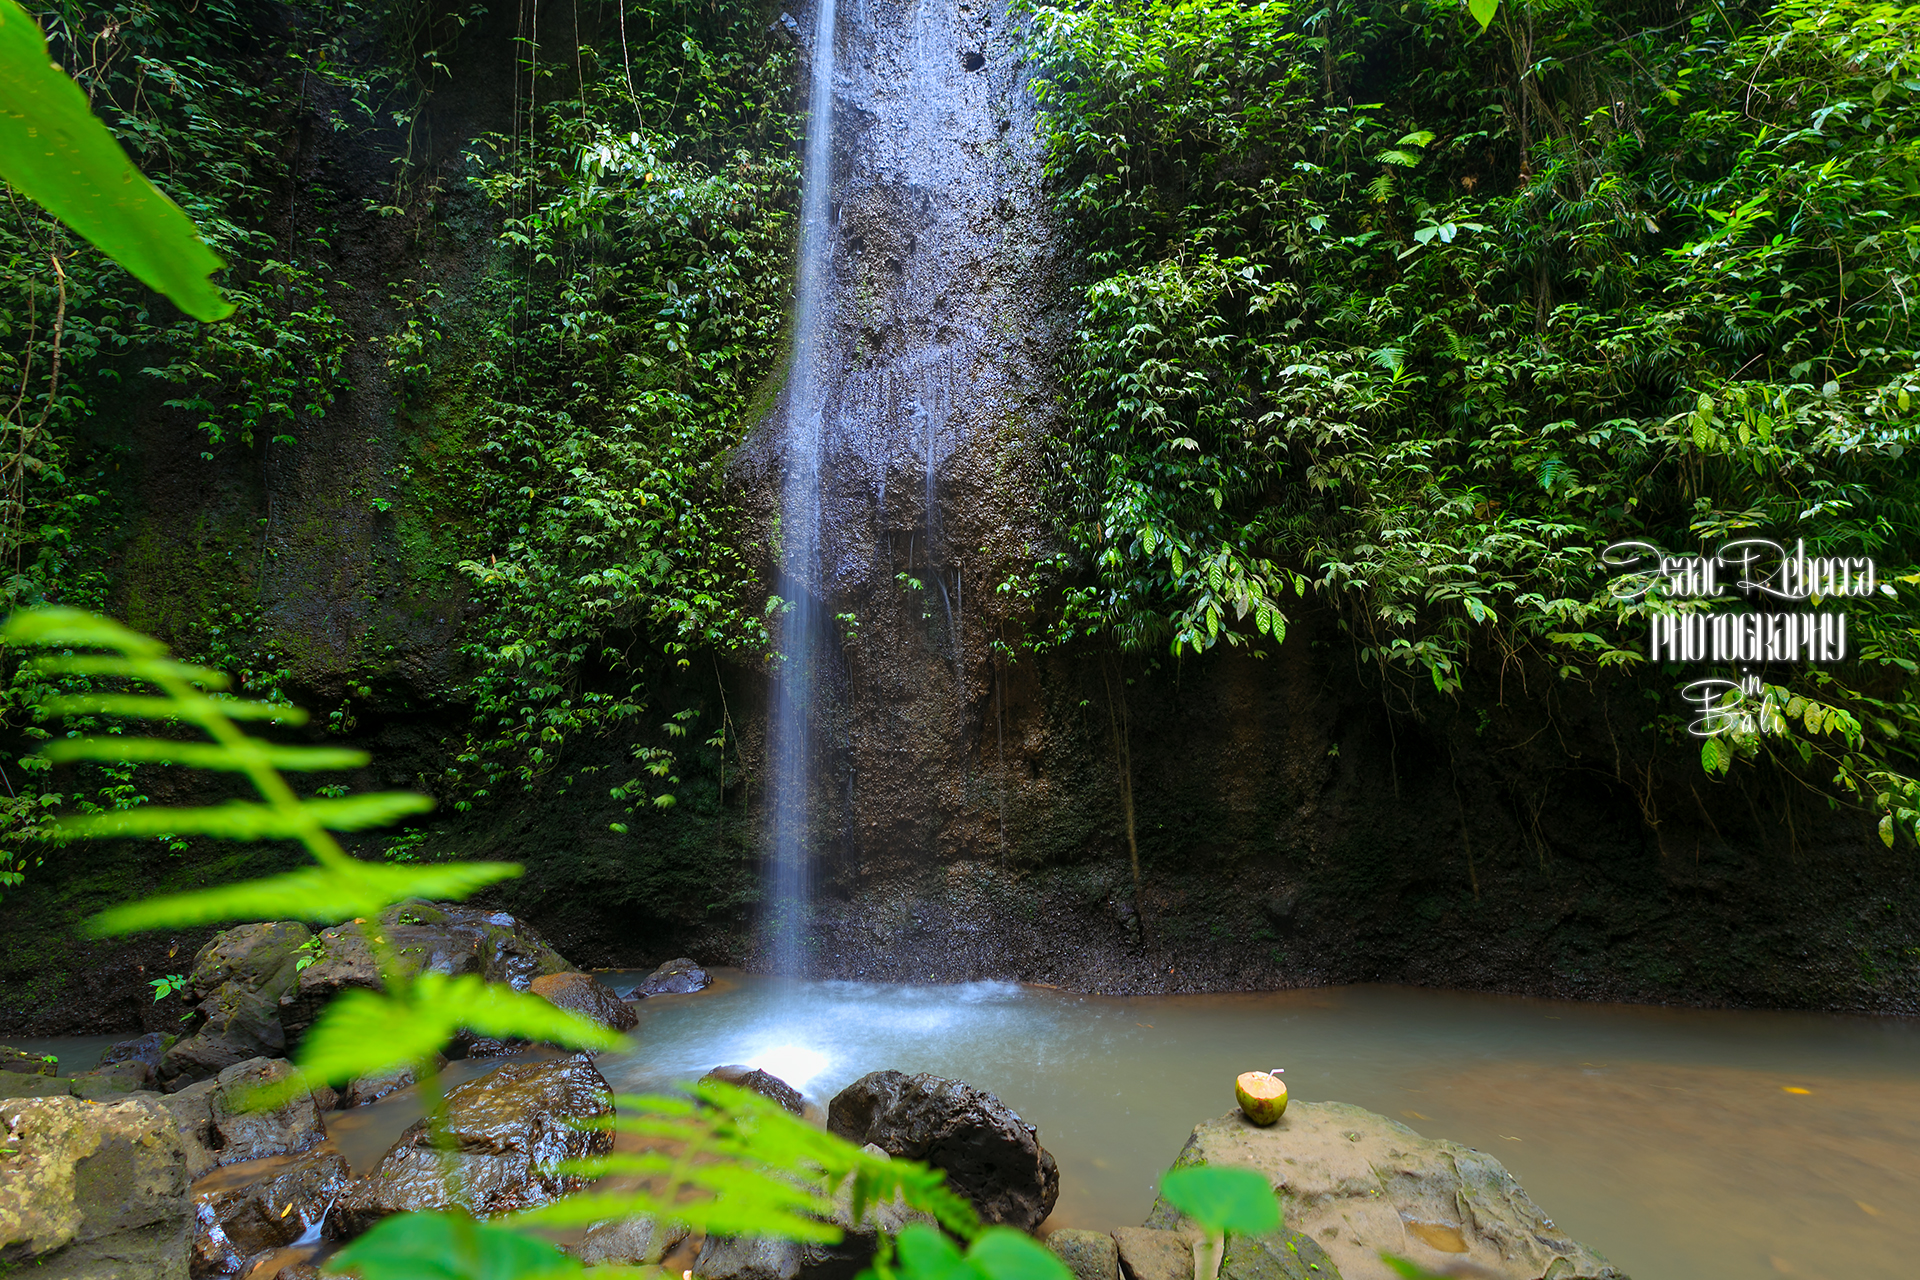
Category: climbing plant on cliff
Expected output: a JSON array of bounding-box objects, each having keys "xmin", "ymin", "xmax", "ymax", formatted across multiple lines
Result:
[
  {"xmin": 412, "ymin": 5, "xmax": 798, "ymax": 806},
  {"xmin": 1018, "ymin": 0, "xmax": 1920, "ymax": 842}
]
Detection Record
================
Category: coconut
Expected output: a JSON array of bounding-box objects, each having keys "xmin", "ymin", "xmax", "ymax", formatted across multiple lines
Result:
[{"xmin": 1234, "ymin": 1070, "xmax": 1288, "ymax": 1125}]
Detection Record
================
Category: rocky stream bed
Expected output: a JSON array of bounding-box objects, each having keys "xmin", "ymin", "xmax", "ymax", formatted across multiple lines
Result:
[{"xmin": 0, "ymin": 907, "xmax": 1623, "ymax": 1280}]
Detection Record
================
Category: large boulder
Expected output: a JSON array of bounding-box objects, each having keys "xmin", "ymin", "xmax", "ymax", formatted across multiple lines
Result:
[
  {"xmin": 1047, "ymin": 1230, "xmax": 1120, "ymax": 1280},
  {"xmin": 826, "ymin": 1071, "xmax": 1058, "ymax": 1232},
  {"xmin": 155, "ymin": 907, "xmax": 573, "ymax": 1089},
  {"xmin": 330, "ymin": 1054, "xmax": 614, "ymax": 1236},
  {"xmin": 159, "ymin": 1058, "xmax": 329, "ymax": 1180},
  {"xmin": 103, "ymin": 1033, "xmax": 178, "ymax": 1072},
  {"xmin": 279, "ymin": 904, "xmax": 572, "ymax": 1045},
  {"xmin": 530, "ymin": 971, "xmax": 638, "ymax": 1033},
  {"xmin": 629, "ymin": 957, "xmax": 710, "ymax": 997},
  {"xmin": 72, "ymin": 1059, "xmax": 157, "ymax": 1100},
  {"xmin": 0, "ymin": 1094, "xmax": 192, "ymax": 1278},
  {"xmin": 1144, "ymin": 1104, "xmax": 1624, "ymax": 1280},
  {"xmin": 189, "ymin": 1149, "xmax": 351, "ymax": 1277},
  {"xmin": 571, "ymin": 1216, "xmax": 690, "ymax": 1267}
]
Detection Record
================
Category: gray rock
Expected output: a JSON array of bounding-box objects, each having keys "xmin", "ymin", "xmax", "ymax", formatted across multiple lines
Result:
[
  {"xmin": 1047, "ymin": 1230, "xmax": 1120, "ymax": 1280},
  {"xmin": 827, "ymin": 1070, "xmax": 1058, "ymax": 1232},
  {"xmin": 700, "ymin": 1064, "xmax": 805, "ymax": 1115},
  {"xmin": 155, "ymin": 1080, "xmax": 222, "ymax": 1180},
  {"xmin": 72, "ymin": 1060, "xmax": 156, "ymax": 1100},
  {"xmin": 530, "ymin": 971, "xmax": 638, "ymax": 1033},
  {"xmin": 207, "ymin": 1059, "xmax": 326, "ymax": 1165},
  {"xmin": 1112, "ymin": 1227, "xmax": 1195, "ymax": 1280},
  {"xmin": 338, "ymin": 1057, "xmax": 442, "ymax": 1109},
  {"xmin": 1143, "ymin": 1104, "xmax": 1624, "ymax": 1280},
  {"xmin": 1218, "ymin": 1229, "xmax": 1338, "ymax": 1280},
  {"xmin": 571, "ymin": 1216, "xmax": 689, "ymax": 1266},
  {"xmin": 330, "ymin": 1054, "xmax": 614, "ymax": 1237},
  {"xmin": 632, "ymin": 957, "xmax": 709, "ymax": 997},
  {"xmin": 0, "ymin": 1094, "xmax": 191, "ymax": 1278},
  {"xmin": 102, "ymin": 1034, "xmax": 179, "ymax": 1072}
]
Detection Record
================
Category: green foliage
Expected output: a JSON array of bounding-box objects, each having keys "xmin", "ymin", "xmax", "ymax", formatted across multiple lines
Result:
[
  {"xmin": 147, "ymin": 972, "xmax": 186, "ymax": 1001},
  {"xmin": 1158, "ymin": 1166, "xmax": 1281, "ymax": 1236},
  {"xmin": 329, "ymin": 1214, "xmax": 586, "ymax": 1280},
  {"xmin": 1018, "ymin": 0, "xmax": 1920, "ymax": 836},
  {"xmin": 437, "ymin": 14, "xmax": 797, "ymax": 805},
  {"xmin": 870, "ymin": 1224, "xmax": 1072, "ymax": 1280},
  {"xmin": 0, "ymin": 0, "xmax": 231, "ymax": 320}
]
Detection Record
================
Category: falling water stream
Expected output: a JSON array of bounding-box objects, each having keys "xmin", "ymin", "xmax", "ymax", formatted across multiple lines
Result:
[{"xmin": 765, "ymin": 0, "xmax": 839, "ymax": 977}]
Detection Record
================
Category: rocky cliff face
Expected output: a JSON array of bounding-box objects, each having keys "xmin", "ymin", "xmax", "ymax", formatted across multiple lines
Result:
[{"xmin": 2, "ymin": 0, "xmax": 1916, "ymax": 1036}]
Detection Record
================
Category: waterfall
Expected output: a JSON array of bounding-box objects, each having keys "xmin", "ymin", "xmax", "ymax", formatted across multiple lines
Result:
[{"xmin": 766, "ymin": 0, "xmax": 838, "ymax": 978}]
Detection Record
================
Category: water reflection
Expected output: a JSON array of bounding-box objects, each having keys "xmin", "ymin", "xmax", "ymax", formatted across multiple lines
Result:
[{"xmin": 592, "ymin": 974, "xmax": 1920, "ymax": 1280}]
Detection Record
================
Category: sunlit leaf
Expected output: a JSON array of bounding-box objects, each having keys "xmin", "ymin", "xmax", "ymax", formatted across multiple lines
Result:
[
  {"xmin": 324, "ymin": 1211, "xmax": 584, "ymax": 1280},
  {"xmin": 58, "ymin": 792, "xmax": 435, "ymax": 844},
  {"xmin": 42, "ymin": 737, "xmax": 367, "ymax": 772},
  {"xmin": 38, "ymin": 694, "xmax": 308, "ymax": 725},
  {"xmin": 299, "ymin": 973, "xmax": 622, "ymax": 1084},
  {"xmin": 0, "ymin": 1, "xmax": 233, "ymax": 320},
  {"xmin": 1467, "ymin": 0, "xmax": 1499, "ymax": 31},
  {"xmin": 86, "ymin": 856, "xmax": 514, "ymax": 934},
  {"xmin": 1159, "ymin": 1165, "xmax": 1281, "ymax": 1235}
]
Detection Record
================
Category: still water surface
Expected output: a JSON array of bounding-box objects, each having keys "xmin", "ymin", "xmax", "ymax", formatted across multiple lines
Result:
[
  {"xmin": 592, "ymin": 972, "xmax": 1920, "ymax": 1280},
  {"xmin": 20, "ymin": 975, "xmax": 1917, "ymax": 1280}
]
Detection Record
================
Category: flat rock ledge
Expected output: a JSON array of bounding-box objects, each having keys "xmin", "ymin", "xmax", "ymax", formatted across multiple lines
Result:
[{"xmin": 1050, "ymin": 1102, "xmax": 1625, "ymax": 1280}]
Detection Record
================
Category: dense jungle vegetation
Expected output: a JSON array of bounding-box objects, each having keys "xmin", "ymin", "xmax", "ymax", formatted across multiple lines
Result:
[
  {"xmin": 1014, "ymin": 0, "xmax": 1920, "ymax": 844},
  {"xmin": 1, "ymin": 0, "xmax": 1918, "ymax": 914}
]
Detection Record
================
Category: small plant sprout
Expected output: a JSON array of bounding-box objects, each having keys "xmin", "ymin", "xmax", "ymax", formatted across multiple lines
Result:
[{"xmin": 1158, "ymin": 1165, "xmax": 1282, "ymax": 1280}]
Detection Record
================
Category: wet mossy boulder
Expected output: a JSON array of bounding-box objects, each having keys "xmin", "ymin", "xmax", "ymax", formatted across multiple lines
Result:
[
  {"xmin": 156, "ymin": 907, "xmax": 573, "ymax": 1089},
  {"xmin": 330, "ymin": 1054, "xmax": 614, "ymax": 1237},
  {"xmin": 0, "ymin": 1072, "xmax": 71, "ymax": 1098},
  {"xmin": 0, "ymin": 1094, "xmax": 191, "ymax": 1278},
  {"xmin": 158, "ymin": 1058, "xmax": 331, "ymax": 1180},
  {"xmin": 827, "ymin": 1070, "xmax": 1058, "ymax": 1232},
  {"xmin": 1, "ymin": 1045, "xmax": 57, "ymax": 1077},
  {"xmin": 190, "ymin": 1148, "xmax": 352, "ymax": 1276}
]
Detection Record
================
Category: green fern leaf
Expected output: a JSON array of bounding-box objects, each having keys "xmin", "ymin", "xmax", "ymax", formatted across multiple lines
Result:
[
  {"xmin": 42, "ymin": 738, "xmax": 368, "ymax": 772},
  {"xmin": 57, "ymin": 792, "xmax": 435, "ymax": 843},
  {"xmin": 87, "ymin": 857, "xmax": 516, "ymax": 934}
]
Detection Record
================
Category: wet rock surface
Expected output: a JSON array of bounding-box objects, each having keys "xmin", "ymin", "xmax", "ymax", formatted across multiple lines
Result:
[
  {"xmin": 570, "ymin": 1216, "xmax": 689, "ymax": 1267},
  {"xmin": 826, "ymin": 1070, "xmax": 1058, "ymax": 1231},
  {"xmin": 189, "ymin": 1149, "xmax": 350, "ymax": 1277},
  {"xmin": 330, "ymin": 1054, "xmax": 613, "ymax": 1235},
  {"xmin": 0, "ymin": 1094, "xmax": 191, "ymax": 1278},
  {"xmin": 0, "ymin": 1071, "xmax": 71, "ymax": 1098},
  {"xmin": 104, "ymin": 1033, "xmax": 179, "ymax": 1071},
  {"xmin": 2, "ymin": 1045, "xmax": 58, "ymax": 1076},
  {"xmin": 1144, "ymin": 1104, "xmax": 1624, "ymax": 1280},
  {"xmin": 700, "ymin": 1064, "xmax": 805, "ymax": 1114},
  {"xmin": 72, "ymin": 1059, "xmax": 157, "ymax": 1099},
  {"xmin": 158, "ymin": 1058, "xmax": 330, "ymax": 1181},
  {"xmin": 629, "ymin": 957, "xmax": 710, "ymax": 997},
  {"xmin": 530, "ymin": 971, "xmax": 638, "ymax": 1032}
]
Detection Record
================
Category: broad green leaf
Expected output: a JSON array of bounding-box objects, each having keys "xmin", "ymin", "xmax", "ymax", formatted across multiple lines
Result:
[
  {"xmin": 0, "ymin": 2, "xmax": 233, "ymax": 320},
  {"xmin": 1879, "ymin": 814, "xmax": 1894, "ymax": 847},
  {"xmin": 1700, "ymin": 738, "xmax": 1722, "ymax": 773},
  {"xmin": 42, "ymin": 737, "xmax": 368, "ymax": 772},
  {"xmin": 299, "ymin": 973, "xmax": 623, "ymax": 1084},
  {"xmin": 966, "ymin": 1229, "xmax": 1075, "ymax": 1280},
  {"xmin": 58, "ymin": 792, "xmax": 435, "ymax": 843},
  {"xmin": 324, "ymin": 1211, "xmax": 583, "ymax": 1280},
  {"xmin": 895, "ymin": 1223, "xmax": 975, "ymax": 1280},
  {"xmin": 1381, "ymin": 1257, "xmax": 1449, "ymax": 1280},
  {"xmin": 1159, "ymin": 1166, "xmax": 1281, "ymax": 1235},
  {"xmin": 1467, "ymin": 0, "xmax": 1498, "ymax": 31},
  {"xmin": 86, "ymin": 856, "xmax": 514, "ymax": 934}
]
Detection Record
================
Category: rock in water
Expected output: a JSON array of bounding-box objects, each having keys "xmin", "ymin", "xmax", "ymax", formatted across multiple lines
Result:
[
  {"xmin": 1047, "ymin": 1229, "xmax": 1120, "ymax": 1280},
  {"xmin": 826, "ymin": 1070, "xmax": 1058, "ymax": 1231},
  {"xmin": 190, "ymin": 1149, "xmax": 353, "ymax": 1276},
  {"xmin": 530, "ymin": 971, "xmax": 639, "ymax": 1032},
  {"xmin": 1233, "ymin": 1071, "xmax": 1287, "ymax": 1126},
  {"xmin": 101, "ymin": 1033, "xmax": 177, "ymax": 1071},
  {"xmin": 571, "ymin": 1217, "xmax": 689, "ymax": 1266},
  {"xmin": 700, "ymin": 1064, "xmax": 805, "ymax": 1114},
  {"xmin": 330, "ymin": 1055, "xmax": 614, "ymax": 1236},
  {"xmin": 632, "ymin": 957, "xmax": 710, "ymax": 997},
  {"xmin": 0, "ymin": 1095, "xmax": 192, "ymax": 1278},
  {"xmin": 1144, "ymin": 1104, "xmax": 1625, "ymax": 1280},
  {"xmin": 1, "ymin": 1046, "xmax": 58, "ymax": 1077}
]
